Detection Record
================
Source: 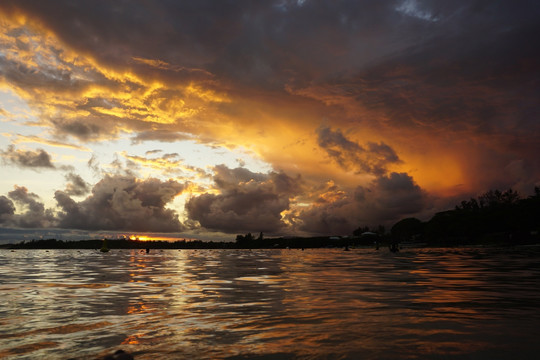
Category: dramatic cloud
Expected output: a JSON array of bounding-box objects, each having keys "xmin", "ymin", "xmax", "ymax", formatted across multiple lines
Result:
[
  {"xmin": 63, "ymin": 173, "xmax": 90, "ymax": 197},
  {"xmin": 186, "ymin": 165, "xmax": 303, "ymax": 234},
  {"xmin": 7, "ymin": 186, "xmax": 55, "ymax": 228},
  {"xmin": 0, "ymin": 1, "xmax": 538, "ymax": 240},
  {"xmin": 316, "ymin": 125, "xmax": 401, "ymax": 176},
  {"xmin": 1, "ymin": 145, "xmax": 55, "ymax": 169},
  {"xmin": 297, "ymin": 172, "xmax": 427, "ymax": 235},
  {"xmin": 55, "ymin": 175, "xmax": 186, "ymax": 232}
]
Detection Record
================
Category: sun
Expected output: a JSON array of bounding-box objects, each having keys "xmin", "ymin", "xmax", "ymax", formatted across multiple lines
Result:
[{"xmin": 129, "ymin": 235, "xmax": 179, "ymax": 242}]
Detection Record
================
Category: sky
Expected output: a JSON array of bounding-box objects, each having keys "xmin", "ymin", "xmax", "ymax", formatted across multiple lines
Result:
[{"xmin": 0, "ymin": 0, "xmax": 539, "ymax": 243}]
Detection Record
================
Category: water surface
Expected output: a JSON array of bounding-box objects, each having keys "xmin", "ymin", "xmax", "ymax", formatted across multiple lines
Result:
[{"xmin": 1, "ymin": 247, "xmax": 539, "ymax": 359}]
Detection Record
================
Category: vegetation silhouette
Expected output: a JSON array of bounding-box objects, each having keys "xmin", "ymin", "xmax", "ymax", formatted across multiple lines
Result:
[{"xmin": 419, "ymin": 188, "xmax": 540, "ymax": 245}]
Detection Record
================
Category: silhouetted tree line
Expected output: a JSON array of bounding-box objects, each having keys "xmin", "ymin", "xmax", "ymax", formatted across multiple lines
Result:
[
  {"xmin": 352, "ymin": 225, "xmax": 386, "ymax": 236},
  {"xmin": 391, "ymin": 188, "xmax": 540, "ymax": 245},
  {"xmin": 2, "ymin": 238, "xmax": 239, "ymax": 250},
  {"xmin": 234, "ymin": 233, "xmax": 357, "ymax": 249}
]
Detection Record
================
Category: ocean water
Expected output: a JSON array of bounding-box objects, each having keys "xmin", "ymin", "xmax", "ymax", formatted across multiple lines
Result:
[{"xmin": 1, "ymin": 247, "xmax": 539, "ymax": 359}]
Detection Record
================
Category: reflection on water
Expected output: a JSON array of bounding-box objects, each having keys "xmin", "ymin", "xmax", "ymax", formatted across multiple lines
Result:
[{"xmin": 1, "ymin": 247, "xmax": 540, "ymax": 359}]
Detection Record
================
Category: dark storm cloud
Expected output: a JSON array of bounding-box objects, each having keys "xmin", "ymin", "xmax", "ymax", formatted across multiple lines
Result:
[
  {"xmin": 54, "ymin": 175, "xmax": 186, "ymax": 232},
  {"xmin": 291, "ymin": 2, "xmax": 540, "ymax": 151},
  {"xmin": 298, "ymin": 172, "xmax": 427, "ymax": 235},
  {"xmin": 1, "ymin": 145, "xmax": 55, "ymax": 169},
  {"xmin": 372, "ymin": 172, "xmax": 426, "ymax": 215},
  {"xmin": 0, "ymin": 1, "xmax": 451, "ymax": 87},
  {"xmin": 2, "ymin": 0, "xmax": 538, "ymax": 108},
  {"xmin": 317, "ymin": 126, "xmax": 401, "ymax": 175},
  {"xmin": 2, "ymin": 0, "xmax": 538, "ymax": 137},
  {"xmin": 0, "ymin": 0, "xmax": 242, "ymax": 84},
  {"xmin": 7, "ymin": 186, "xmax": 56, "ymax": 228},
  {"xmin": 186, "ymin": 165, "xmax": 303, "ymax": 234}
]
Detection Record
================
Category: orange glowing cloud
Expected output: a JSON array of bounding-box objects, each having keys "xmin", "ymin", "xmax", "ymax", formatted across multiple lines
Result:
[
  {"xmin": 0, "ymin": 13, "xmax": 229, "ymax": 144},
  {"xmin": 0, "ymin": 1, "xmax": 538, "ymax": 239}
]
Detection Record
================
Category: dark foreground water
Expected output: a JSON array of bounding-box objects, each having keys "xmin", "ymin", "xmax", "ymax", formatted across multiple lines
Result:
[{"xmin": 1, "ymin": 247, "xmax": 540, "ymax": 359}]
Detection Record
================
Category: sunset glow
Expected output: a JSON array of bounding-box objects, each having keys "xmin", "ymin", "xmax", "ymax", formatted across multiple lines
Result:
[
  {"xmin": 128, "ymin": 235, "xmax": 181, "ymax": 242},
  {"xmin": 0, "ymin": 1, "xmax": 539, "ymax": 242}
]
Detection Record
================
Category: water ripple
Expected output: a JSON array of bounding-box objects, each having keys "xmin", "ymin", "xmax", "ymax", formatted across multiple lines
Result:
[{"xmin": 1, "ymin": 247, "xmax": 540, "ymax": 359}]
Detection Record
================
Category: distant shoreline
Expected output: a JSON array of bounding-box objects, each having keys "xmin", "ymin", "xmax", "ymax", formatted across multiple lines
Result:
[{"xmin": 1, "ymin": 234, "xmax": 538, "ymax": 250}]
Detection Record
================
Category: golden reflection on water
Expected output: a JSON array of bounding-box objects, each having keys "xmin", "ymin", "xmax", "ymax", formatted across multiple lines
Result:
[{"xmin": 0, "ymin": 248, "xmax": 539, "ymax": 359}]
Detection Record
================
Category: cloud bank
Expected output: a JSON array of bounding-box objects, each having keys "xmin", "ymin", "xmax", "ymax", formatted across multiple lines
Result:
[
  {"xmin": 186, "ymin": 165, "xmax": 303, "ymax": 234},
  {"xmin": 54, "ymin": 175, "xmax": 186, "ymax": 232}
]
